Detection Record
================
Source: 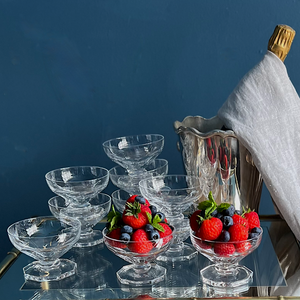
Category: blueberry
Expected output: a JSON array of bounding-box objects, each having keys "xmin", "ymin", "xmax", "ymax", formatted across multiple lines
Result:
[
  {"xmin": 148, "ymin": 229, "xmax": 160, "ymax": 240},
  {"xmin": 221, "ymin": 216, "xmax": 233, "ymax": 229},
  {"xmin": 219, "ymin": 230, "xmax": 230, "ymax": 242},
  {"xmin": 154, "ymin": 212, "xmax": 165, "ymax": 222},
  {"xmin": 211, "ymin": 209, "xmax": 218, "ymax": 217},
  {"xmin": 135, "ymin": 196, "xmax": 146, "ymax": 205},
  {"xmin": 120, "ymin": 233, "xmax": 131, "ymax": 243},
  {"xmin": 223, "ymin": 204, "xmax": 235, "ymax": 217},
  {"xmin": 216, "ymin": 212, "xmax": 223, "ymax": 219},
  {"xmin": 121, "ymin": 225, "xmax": 133, "ymax": 235},
  {"xmin": 251, "ymin": 227, "xmax": 262, "ymax": 234},
  {"xmin": 149, "ymin": 205, "xmax": 157, "ymax": 215},
  {"xmin": 248, "ymin": 233, "xmax": 258, "ymax": 239},
  {"xmin": 234, "ymin": 210, "xmax": 241, "ymax": 215},
  {"xmin": 144, "ymin": 224, "xmax": 154, "ymax": 233},
  {"xmin": 200, "ymin": 210, "xmax": 206, "ymax": 218}
]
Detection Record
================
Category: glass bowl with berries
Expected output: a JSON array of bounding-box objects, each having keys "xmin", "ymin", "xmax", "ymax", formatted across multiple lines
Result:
[
  {"xmin": 103, "ymin": 194, "xmax": 175, "ymax": 285},
  {"xmin": 189, "ymin": 192, "xmax": 263, "ymax": 288},
  {"xmin": 139, "ymin": 175, "xmax": 202, "ymax": 261},
  {"xmin": 102, "ymin": 134, "xmax": 164, "ymax": 176}
]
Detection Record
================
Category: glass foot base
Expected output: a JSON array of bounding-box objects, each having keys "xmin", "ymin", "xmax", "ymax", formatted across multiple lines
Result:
[
  {"xmin": 117, "ymin": 264, "xmax": 166, "ymax": 286},
  {"xmin": 23, "ymin": 259, "xmax": 76, "ymax": 282},
  {"xmin": 156, "ymin": 243, "xmax": 198, "ymax": 262},
  {"xmin": 74, "ymin": 230, "xmax": 103, "ymax": 248},
  {"xmin": 200, "ymin": 264, "xmax": 253, "ymax": 288}
]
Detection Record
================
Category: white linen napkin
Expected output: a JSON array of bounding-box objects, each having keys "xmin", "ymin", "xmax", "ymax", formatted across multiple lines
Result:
[{"xmin": 218, "ymin": 50, "xmax": 300, "ymax": 241}]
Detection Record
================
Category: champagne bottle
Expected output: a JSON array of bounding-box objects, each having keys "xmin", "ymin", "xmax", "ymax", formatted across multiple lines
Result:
[{"xmin": 220, "ymin": 24, "xmax": 296, "ymax": 131}]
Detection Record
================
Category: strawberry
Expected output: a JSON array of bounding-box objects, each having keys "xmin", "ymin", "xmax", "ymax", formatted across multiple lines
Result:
[
  {"xmin": 157, "ymin": 223, "xmax": 173, "ymax": 245},
  {"xmin": 235, "ymin": 241, "xmax": 252, "ymax": 253},
  {"xmin": 244, "ymin": 211, "xmax": 260, "ymax": 230},
  {"xmin": 129, "ymin": 229, "xmax": 153, "ymax": 253},
  {"xmin": 197, "ymin": 217, "xmax": 223, "ymax": 241},
  {"xmin": 189, "ymin": 210, "xmax": 202, "ymax": 232},
  {"xmin": 122, "ymin": 201, "xmax": 151, "ymax": 229},
  {"xmin": 228, "ymin": 224, "xmax": 248, "ymax": 241},
  {"xmin": 196, "ymin": 240, "xmax": 212, "ymax": 250},
  {"xmin": 127, "ymin": 195, "xmax": 150, "ymax": 206},
  {"xmin": 107, "ymin": 228, "xmax": 126, "ymax": 249},
  {"xmin": 214, "ymin": 243, "xmax": 235, "ymax": 257},
  {"xmin": 232, "ymin": 214, "xmax": 249, "ymax": 231}
]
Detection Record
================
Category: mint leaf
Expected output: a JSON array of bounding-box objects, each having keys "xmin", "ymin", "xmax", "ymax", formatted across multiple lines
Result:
[
  {"xmin": 146, "ymin": 212, "xmax": 152, "ymax": 223},
  {"xmin": 153, "ymin": 223, "xmax": 164, "ymax": 232},
  {"xmin": 106, "ymin": 205, "xmax": 121, "ymax": 232},
  {"xmin": 153, "ymin": 214, "xmax": 162, "ymax": 223},
  {"xmin": 217, "ymin": 203, "xmax": 231, "ymax": 212},
  {"xmin": 197, "ymin": 191, "xmax": 217, "ymax": 219}
]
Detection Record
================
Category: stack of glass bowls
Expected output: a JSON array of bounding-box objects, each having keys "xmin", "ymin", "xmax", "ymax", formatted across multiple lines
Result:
[
  {"xmin": 45, "ymin": 166, "xmax": 111, "ymax": 247},
  {"xmin": 102, "ymin": 134, "xmax": 167, "ymax": 211}
]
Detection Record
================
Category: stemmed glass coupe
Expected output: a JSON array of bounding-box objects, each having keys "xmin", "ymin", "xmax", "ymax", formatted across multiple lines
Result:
[
  {"xmin": 7, "ymin": 216, "xmax": 81, "ymax": 282},
  {"xmin": 139, "ymin": 175, "xmax": 202, "ymax": 261},
  {"xmin": 103, "ymin": 134, "xmax": 168, "ymax": 202},
  {"xmin": 45, "ymin": 166, "xmax": 110, "ymax": 247}
]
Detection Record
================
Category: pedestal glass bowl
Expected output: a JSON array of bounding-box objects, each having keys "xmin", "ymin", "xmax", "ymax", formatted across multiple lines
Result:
[
  {"xmin": 102, "ymin": 134, "xmax": 164, "ymax": 175},
  {"xmin": 7, "ymin": 216, "xmax": 81, "ymax": 282},
  {"xmin": 102, "ymin": 227, "xmax": 174, "ymax": 285},
  {"xmin": 109, "ymin": 159, "xmax": 168, "ymax": 195},
  {"xmin": 190, "ymin": 228, "xmax": 263, "ymax": 288},
  {"xmin": 139, "ymin": 175, "xmax": 202, "ymax": 261},
  {"xmin": 45, "ymin": 166, "xmax": 109, "ymax": 206},
  {"xmin": 48, "ymin": 193, "xmax": 111, "ymax": 247},
  {"xmin": 111, "ymin": 189, "xmax": 131, "ymax": 213}
]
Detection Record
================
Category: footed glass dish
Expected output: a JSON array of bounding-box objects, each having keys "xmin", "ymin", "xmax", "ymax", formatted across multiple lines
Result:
[
  {"xmin": 139, "ymin": 175, "xmax": 202, "ymax": 261},
  {"xmin": 45, "ymin": 166, "xmax": 109, "ymax": 206},
  {"xmin": 111, "ymin": 189, "xmax": 131, "ymax": 213},
  {"xmin": 102, "ymin": 134, "xmax": 164, "ymax": 175},
  {"xmin": 190, "ymin": 227, "xmax": 263, "ymax": 288},
  {"xmin": 7, "ymin": 216, "xmax": 81, "ymax": 282},
  {"xmin": 109, "ymin": 159, "xmax": 168, "ymax": 195},
  {"xmin": 102, "ymin": 227, "xmax": 174, "ymax": 286},
  {"xmin": 48, "ymin": 193, "xmax": 111, "ymax": 247}
]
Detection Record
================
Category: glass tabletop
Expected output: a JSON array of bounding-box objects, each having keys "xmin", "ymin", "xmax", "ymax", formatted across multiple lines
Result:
[{"xmin": 0, "ymin": 216, "xmax": 299, "ymax": 299}]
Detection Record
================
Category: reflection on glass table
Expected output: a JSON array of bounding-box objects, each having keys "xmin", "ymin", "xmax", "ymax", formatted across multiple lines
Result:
[{"xmin": 1, "ymin": 216, "xmax": 300, "ymax": 299}]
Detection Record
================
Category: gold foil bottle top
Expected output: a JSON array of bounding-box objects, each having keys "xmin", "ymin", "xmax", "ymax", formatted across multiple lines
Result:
[{"xmin": 268, "ymin": 24, "xmax": 296, "ymax": 62}]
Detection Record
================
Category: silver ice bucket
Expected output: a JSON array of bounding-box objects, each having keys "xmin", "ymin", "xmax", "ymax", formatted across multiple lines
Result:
[{"xmin": 174, "ymin": 115, "xmax": 263, "ymax": 212}]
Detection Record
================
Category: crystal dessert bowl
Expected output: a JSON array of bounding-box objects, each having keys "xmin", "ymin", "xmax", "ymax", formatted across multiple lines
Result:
[
  {"xmin": 139, "ymin": 175, "xmax": 202, "ymax": 261},
  {"xmin": 111, "ymin": 189, "xmax": 131, "ymax": 213},
  {"xmin": 190, "ymin": 228, "xmax": 263, "ymax": 288},
  {"xmin": 102, "ymin": 134, "xmax": 164, "ymax": 175},
  {"xmin": 7, "ymin": 216, "xmax": 81, "ymax": 282},
  {"xmin": 45, "ymin": 166, "xmax": 109, "ymax": 206},
  {"xmin": 102, "ymin": 227, "xmax": 175, "ymax": 286},
  {"xmin": 48, "ymin": 193, "xmax": 111, "ymax": 247},
  {"xmin": 109, "ymin": 158, "xmax": 168, "ymax": 195}
]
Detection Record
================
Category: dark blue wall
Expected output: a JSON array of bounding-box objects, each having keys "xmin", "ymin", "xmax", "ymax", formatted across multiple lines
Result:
[{"xmin": 1, "ymin": 0, "xmax": 300, "ymax": 259}]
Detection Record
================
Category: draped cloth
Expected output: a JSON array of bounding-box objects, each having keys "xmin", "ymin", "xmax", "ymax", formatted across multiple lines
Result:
[{"xmin": 218, "ymin": 50, "xmax": 300, "ymax": 241}]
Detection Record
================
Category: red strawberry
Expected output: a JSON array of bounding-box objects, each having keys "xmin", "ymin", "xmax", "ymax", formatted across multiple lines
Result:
[
  {"xmin": 214, "ymin": 243, "xmax": 235, "ymax": 257},
  {"xmin": 197, "ymin": 217, "xmax": 223, "ymax": 241},
  {"xmin": 232, "ymin": 214, "xmax": 249, "ymax": 231},
  {"xmin": 244, "ymin": 211, "xmax": 260, "ymax": 230},
  {"xmin": 228, "ymin": 224, "xmax": 248, "ymax": 241},
  {"xmin": 122, "ymin": 202, "xmax": 151, "ymax": 229},
  {"xmin": 107, "ymin": 228, "xmax": 126, "ymax": 249},
  {"xmin": 129, "ymin": 229, "xmax": 153, "ymax": 253},
  {"xmin": 126, "ymin": 195, "xmax": 150, "ymax": 206},
  {"xmin": 157, "ymin": 223, "xmax": 173, "ymax": 245},
  {"xmin": 235, "ymin": 241, "xmax": 252, "ymax": 253},
  {"xmin": 189, "ymin": 210, "xmax": 201, "ymax": 232},
  {"xmin": 196, "ymin": 240, "xmax": 212, "ymax": 250}
]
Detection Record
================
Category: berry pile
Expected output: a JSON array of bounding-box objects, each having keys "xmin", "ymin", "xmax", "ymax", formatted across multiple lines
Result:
[
  {"xmin": 105, "ymin": 195, "xmax": 173, "ymax": 254},
  {"xmin": 190, "ymin": 192, "xmax": 262, "ymax": 256}
]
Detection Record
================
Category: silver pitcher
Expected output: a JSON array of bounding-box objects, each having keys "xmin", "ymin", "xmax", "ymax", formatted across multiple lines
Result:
[{"xmin": 174, "ymin": 115, "xmax": 263, "ymax": 212}]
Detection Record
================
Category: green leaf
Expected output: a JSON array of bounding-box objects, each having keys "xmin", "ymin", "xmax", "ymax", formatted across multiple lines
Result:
[
  {"xmin": 152, "ymin": 214, "xmax": 162, "ymax": 224},
  {"xmin": 207, "ymin": 191, "xmax": 215, "ymax": 202},
  {"xmin": 217, "ymin": 203, "xmax": 231, "ymax": 212},
  {"xmin": 146, "ymin": 212, "xmax": 152, "ymax": 223},
  {"xmin": 152, "ymin": 223, "xmax": 164, "ymax": 232}
]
